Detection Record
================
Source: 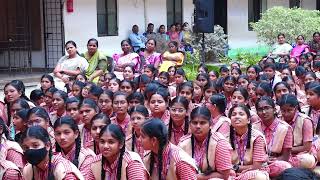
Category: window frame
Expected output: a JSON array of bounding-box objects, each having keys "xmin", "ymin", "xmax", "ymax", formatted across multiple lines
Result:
[
  {"xmin": 97, "ymin": 0, "xmax": 118, "ymax": 37},
  {"xmin": 248, "ymin": 0, "xmax": 267, "ymax": 31},
  {"xmin": 167, "ymin": 0, "xmax": 183, "ymax": 28},
  {"xmin": 289, "ymin": 0, "xmax": 301, "ymax": 8}
]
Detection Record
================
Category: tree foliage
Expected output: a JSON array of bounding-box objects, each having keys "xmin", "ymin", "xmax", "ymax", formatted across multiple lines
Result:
[{"xmin": 251, "ymin": 7, "xmax": 320, "ymax": 45}]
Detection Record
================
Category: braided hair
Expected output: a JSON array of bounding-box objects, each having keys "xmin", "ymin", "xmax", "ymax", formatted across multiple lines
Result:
[
  {"xmin": 128, "ymin": 105, "xmax": 149, "ymax": 151},
  {"xmin": 141, "ymin": 118, "xmax": 168, "ymax": 180},
  {"xmin": 168, "ymin": 96, "xmax": 189, "ymax": 141},
  {"xmin": 228, "ymin": 104, "xmax": 252, "ymax": 150},
  {"xmin": 21, "ymin": 126, "xmax": 54, "ymax": 180},
  {"xmin": 53, "ymin": 116, "xmax": 81, "ymax": 167},
  {"xmin": 190, "ymin": 106, "xmax": 213, "ymax": 174},
  {"xmin": 99, "ymin": 124, "xmax": 126, "ymax": 180}
]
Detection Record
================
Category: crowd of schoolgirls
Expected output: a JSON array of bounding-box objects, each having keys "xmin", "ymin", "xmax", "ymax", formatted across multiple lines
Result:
[{"xmin": 1, "ymin": 32, "xmax": 320, "ymax": 180}]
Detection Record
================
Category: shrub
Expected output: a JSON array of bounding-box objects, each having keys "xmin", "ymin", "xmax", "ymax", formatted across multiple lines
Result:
[
  {"xmin": 189, "ymin": 25, "xmax": 228, "ymax": 61},
  {"xmin": 251, "ymin": 7, "xmax": 320, "ymax": 45}
]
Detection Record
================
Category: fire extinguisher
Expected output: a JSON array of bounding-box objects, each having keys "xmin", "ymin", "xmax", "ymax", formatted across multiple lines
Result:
[{"xmin": 67, "ymin": 0, "xmax": 74, "ymax": 13}]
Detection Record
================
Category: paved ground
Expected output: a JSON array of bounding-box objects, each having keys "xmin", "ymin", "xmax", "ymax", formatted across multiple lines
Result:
[{"xmin": 0, "ymin": 72, "xmax": 43, "ymax": 101}]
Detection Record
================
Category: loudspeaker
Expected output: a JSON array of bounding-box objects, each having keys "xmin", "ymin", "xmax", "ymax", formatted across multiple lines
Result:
[{"xmin": 194, "ymin": 0, "xmax": 215, "ymax": 33}]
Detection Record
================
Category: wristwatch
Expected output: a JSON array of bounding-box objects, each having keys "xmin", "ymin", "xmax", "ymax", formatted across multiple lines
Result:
[{"xmin": 233, "ymin": 164, "xmax": 240, "ymax": 172}]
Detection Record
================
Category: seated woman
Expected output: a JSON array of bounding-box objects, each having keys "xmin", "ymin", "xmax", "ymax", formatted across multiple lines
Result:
[
  {"xmin": 290, "ymin": 35, "xmax": 310, "ymax": 63},
  {"xmin": 53, "ymin": 41, "xmax": 89, "ymax": 90},
  {"xmin": 140, "ymin": 39, "xmax": 161, "ymax": 69},
  {"xmin": 81, "ymin": 38, "xmax": 109, "ymax": 83},
  {"xmin": 113, "ymin": 40, "xmax": 140, "ymax": 79},
  {"xmin": 159, "ymin": 41, "xmax": 184, "ymax": 72}
]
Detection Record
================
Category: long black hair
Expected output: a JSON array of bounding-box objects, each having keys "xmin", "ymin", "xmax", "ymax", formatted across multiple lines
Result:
[
  {"xmin": 228, "ymin": 105, "xmax": 252, "ymax": 150},
  {"xmin": 190, "ymin": 106, "xmax": 213, "ymax": 174},
  {"xmin": 168, "ymin": 96, "xmax": 189, "ymax": 141},
  {"xmin": 99, "ymin": 124, "xmax": 126, "ymax": 180},
  {"xmin": 128, "ymin": 105, "xmax": 149, "ymax": 152},
  {"xmin": 4, "ymin": 80, "xmax": 30, "ymax": 126},
  {"xmin": 0, "ymin": 117, "xmax": 11, "ymax": 140},
  {"xmin": 53, "ymin": 116, "xmax": 81, "ymax": 167},
  {"xmin": 21, "ymin": 126, "xmax": 54, "ymax": 180},
  {"xmin": 141, "ymin": 118, "xmax": 168, "ymax": 180}
]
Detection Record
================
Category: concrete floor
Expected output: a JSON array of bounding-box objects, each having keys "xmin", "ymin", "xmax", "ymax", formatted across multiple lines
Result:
[{"xmin": 0, "ymin": 72, "xmax": 44, "ymax": 101}]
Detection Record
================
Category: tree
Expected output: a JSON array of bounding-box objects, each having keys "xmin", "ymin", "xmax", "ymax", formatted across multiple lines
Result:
[{"xmin": 251, "ymin": 7, "xmax": 320, "ymax": 45}]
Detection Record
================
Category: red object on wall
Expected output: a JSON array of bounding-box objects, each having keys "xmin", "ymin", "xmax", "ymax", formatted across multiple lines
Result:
[{"xmin": 67, "ymin": 0, "xmax": 74, "ymax": 13}]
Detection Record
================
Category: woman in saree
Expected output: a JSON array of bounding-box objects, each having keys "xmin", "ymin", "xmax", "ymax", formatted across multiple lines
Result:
[
  {"xmin": 159, "ymin": 41, "xmax": 184, "ymax": 72},
  {"xmin": 290, "ymin": 35, "xmax": 310, "ymax": 63},
  {"xmin": 112, "ymin": 40, "xmax": 141, "ymax": 79},
  {"xmin": 81, "ymin": 38, "xmax": 108, "ymax": 83},
  {"xmin": 53, "ymin": 41, "xmax": 89, "ymax": 90},
  {"xmin": 140, "ymin": 39, "xmax": 161, "ymax": 69}
]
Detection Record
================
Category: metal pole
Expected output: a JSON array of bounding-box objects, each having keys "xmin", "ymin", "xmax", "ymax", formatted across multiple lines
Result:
[{"xmin": 201, "ymin": 32, "xmax": 205, "ymax": 63}]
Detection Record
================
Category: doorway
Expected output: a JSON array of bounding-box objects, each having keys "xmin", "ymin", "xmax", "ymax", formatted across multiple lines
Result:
[
  {"xmin": 43, "ymin": 0, "xmax": 65, "ymax": 69},
  {"xmin": 0, "ymin": 0, "xmax": 32, "ymax": 73},
  {"xmin": 215, "ymin": 0, "xmax": 227, "ymax": 33}
]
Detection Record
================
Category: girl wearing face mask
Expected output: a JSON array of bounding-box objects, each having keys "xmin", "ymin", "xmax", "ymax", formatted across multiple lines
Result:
[
  {"xmin": 0, "ymin": 117, "xmax": 25, "ymax": 170},
  {"xmin": 141, "ymin": 118, "xmax": 197, "ymax": 179},
  {"xmin": 90, "ymin": 113, "xmax": 111, "ymax": 154},
  {"xmin": 229, "ymin": 105, "xmax": 269, "ymax": 180},
  {"xmin": 179, "ymin": 106, "xmax": 233, "ymax": 180},
  {"xmin": 254, "ymin": 96, "xmax": 293, "ymax": 177},
  {"xmin": 206, "ymin": 94, "xmax": 231, "ymax": 138},
  {"xmin": 87, "ymin": 124, "xmax": 148, "ymax": 180},
  {"xmin": 112, "ymin": 92, "xmax": 131, "ymax": 134},
  {"xmin": 278, "ymin": 94, "xmax": 316, "ymax": 169},
  {"xmin": 148, "ymin": 88, "xmax": 171, "ymax": 125},
  {"xmin": 168, "ymin": 96, "xmax": 189, "ymax": 145},
  {"xmin": 126, "ymin": 105, "xmax": 149, "ymax": 159},
  {"xmin": 79, "ymin": 98, "xmax": 99, "ymax": 150},
  {"xmin": 22, "ymin": 125, "xmax": 84, "ymax": 180},
  {"xmin": 54, "ymin": 116, "xmax": 95, "ymax": 177},
  {"xmin": 27, "ymin": 107, "xmax": 55, "ymax": 144},
  {"xmin": 50, "ymin": 90, "xmax": 67, "ymax": 125}
]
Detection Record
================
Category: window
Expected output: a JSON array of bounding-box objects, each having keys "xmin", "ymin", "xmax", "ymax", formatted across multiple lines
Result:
[
  {"xmin": 248, "ymin": 0, "xmax": 267, "ymax": 31},
  {"xmin": 97, "ymin": 0, "xmax": 118, "ymax": 36},
  {"xmin": 289, "ymin": 0, "xmax": 301, "ymax": 8},
  {"xmin": 317, "ymin": 0, "xmax": 320, "ymax": 10},
  {"xmin": 167, "ymin": 0, "xmax": 183, "ymax": 27}
]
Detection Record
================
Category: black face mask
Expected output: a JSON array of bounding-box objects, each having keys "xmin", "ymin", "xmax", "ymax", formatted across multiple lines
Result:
[{"xmin": 24, "ymin": 147, "xmax": 48, "ymax": 165}]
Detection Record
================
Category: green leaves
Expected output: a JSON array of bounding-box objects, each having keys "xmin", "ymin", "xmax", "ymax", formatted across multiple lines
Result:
[{"xmin": 251, "ymin": 7, "xmax": 320, "ymax": 45}]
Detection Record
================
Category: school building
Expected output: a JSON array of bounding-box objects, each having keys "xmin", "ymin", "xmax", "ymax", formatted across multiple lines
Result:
[{"xmin": 0, "ymin": 0, "xmax": 319, "ymax": 73}]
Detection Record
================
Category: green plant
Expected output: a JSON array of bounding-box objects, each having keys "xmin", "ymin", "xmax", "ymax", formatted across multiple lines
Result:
[
  {"xmin": 183, "ymin": 51, "xmax": 201, "ymax": 80},
  {"xmin": 251, "ymin": 7, "xmax": 320, "ymax": 45}
]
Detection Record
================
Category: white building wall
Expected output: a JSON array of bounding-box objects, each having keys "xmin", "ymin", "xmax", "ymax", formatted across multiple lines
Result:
[
  {"xmin": 183, "ymin": 0, "xmax": 194, "ymax": 25},
  {"xmin": 64, "ymin": 0, "xmax": 171, "ymax": 55},
  {"xmin": 227, "ymin": 0, "xmax": 257, "ymax": 48},
  {"xmin": 301, "ymin": 0, "xmax": 317, "ymax": 10}
]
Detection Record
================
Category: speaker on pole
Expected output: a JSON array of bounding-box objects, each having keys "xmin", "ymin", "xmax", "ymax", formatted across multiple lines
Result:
[{"xmin": 193, "ymin": 0, "xmax": 215, "ymax": 33}]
